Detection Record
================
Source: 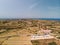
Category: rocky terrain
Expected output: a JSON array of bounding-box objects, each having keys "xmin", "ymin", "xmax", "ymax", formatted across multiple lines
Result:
[{"xmin": 0, "ymin": 19, "xmax": 60, "ymax": 45}]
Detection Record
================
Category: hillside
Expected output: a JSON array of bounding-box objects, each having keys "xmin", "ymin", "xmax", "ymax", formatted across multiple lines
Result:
[{"xmin": 0, "ymin": 19, "xmax": 60, "ymax": 45}]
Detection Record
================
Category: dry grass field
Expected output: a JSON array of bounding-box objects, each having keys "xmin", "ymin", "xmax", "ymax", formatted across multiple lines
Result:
[{"xmin": 0, "ymin": 19, "xmax": 60, "ymax": 45}]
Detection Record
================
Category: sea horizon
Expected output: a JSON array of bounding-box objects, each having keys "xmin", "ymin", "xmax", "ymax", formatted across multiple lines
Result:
[{"xmin": 0, "ymin": 18, "xmax": 60, "ymax": 20}]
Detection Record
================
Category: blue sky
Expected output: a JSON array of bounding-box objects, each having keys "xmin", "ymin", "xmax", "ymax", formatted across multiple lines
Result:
[{"xmin": 0, "ymin": 0, "xmax": 60, "ymax": 18}]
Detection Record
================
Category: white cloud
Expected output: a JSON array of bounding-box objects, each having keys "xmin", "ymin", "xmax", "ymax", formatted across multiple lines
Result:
[
  {"xmin": 29, "ymin": 3, "xmax": 39, "ymax": 9},
  {"xmin": 48, "ymin": 7, "xmax": 60, "ymax": 10}
]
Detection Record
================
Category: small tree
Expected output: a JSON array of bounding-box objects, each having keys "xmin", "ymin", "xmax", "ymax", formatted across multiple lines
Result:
[{"xmin": 48, "ymin": 42, "xmax": 57, "ymax": 45}]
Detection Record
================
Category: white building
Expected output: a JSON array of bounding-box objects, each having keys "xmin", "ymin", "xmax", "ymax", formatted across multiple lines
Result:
[{"xmin": 31, "ymin": 29, "xmax": 55, "ymax": 40}]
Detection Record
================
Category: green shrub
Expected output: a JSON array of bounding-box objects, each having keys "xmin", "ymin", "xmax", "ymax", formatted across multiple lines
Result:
[
  {"xmin": 57, "ymin": 37, "xmax": 60, "ymax": 39},
  {"xmin": 48, "ymin": 42, "xmax": 57, "ymax": 45}
]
